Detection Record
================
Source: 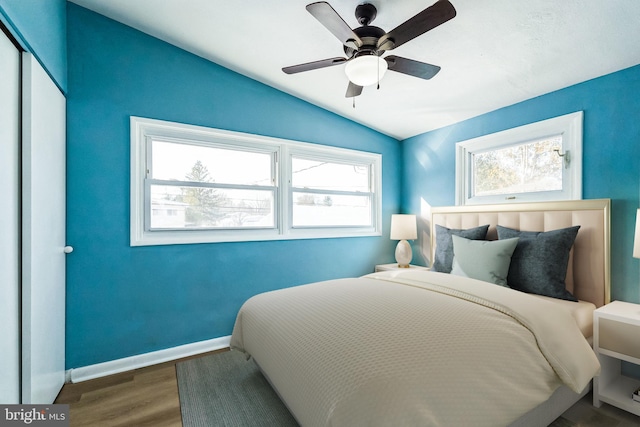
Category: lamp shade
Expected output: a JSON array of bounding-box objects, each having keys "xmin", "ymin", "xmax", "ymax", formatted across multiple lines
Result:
[
  {"xmin": 345, "ymin": 55, "xmax": 388, "ymax": 87},
  {"xmin": 390, "ymin": 214, "xmax": 417, "ymax": 240},
  {"xmin": 634, "ymin": 209, "xmax": 640, "ymax": 258}
]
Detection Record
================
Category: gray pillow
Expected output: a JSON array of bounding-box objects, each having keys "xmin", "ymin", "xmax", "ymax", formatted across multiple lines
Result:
[
  {"xmin": 432, "ymin": 224, "xmax": 489, "ymax": 273},
  {"xmin": 496, "ymin": 225, "xmax": 580, "ymax": 301},
  {"xmin": 450, "ymin": 235, "xmax": 519, "ymax": 287}
]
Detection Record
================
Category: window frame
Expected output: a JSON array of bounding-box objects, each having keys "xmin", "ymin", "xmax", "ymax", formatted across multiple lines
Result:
[
  {"xmin": 144, "ymin": 136, "xmax": 279, "ymax": 232},
  {"xmin": 130, "ymin": 117, "xmax": 382, "ymax": 246},
  {"xmin": 287, "ymin": 149, "xmax": 377, "ymax": 233},
  {"xmin": 455, "ymin": 111, "xmax": 583, "ymax": 205}
]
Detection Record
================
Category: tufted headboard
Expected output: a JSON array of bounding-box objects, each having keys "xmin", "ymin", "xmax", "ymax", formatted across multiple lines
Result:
[{"xmin": 430, "ymin": 199, "xmax": 611, "ymax": 307}]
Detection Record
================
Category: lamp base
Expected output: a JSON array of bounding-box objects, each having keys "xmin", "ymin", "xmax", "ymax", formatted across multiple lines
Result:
[{"xmin": 395, "ymin": 239, "xmax": 413, "ymax": 268}]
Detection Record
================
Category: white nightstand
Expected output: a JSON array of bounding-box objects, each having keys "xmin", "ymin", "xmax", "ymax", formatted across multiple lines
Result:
[
  {"xmin": 593, "ymin": 300, "xmax": 640, "ymax": 415},
  {"xmin": 374, "ymin": 263, "xmax": 430, "ymax": 272}
]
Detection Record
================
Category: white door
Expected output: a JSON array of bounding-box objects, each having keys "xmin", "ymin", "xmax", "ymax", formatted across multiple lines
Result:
[
  {"xmin": 0, "ymin": 28, "xmax": 21, "ymax": 404},
  {"xmin": 21, "ymin": 53, "xmax": 67, "ymax": 404}
]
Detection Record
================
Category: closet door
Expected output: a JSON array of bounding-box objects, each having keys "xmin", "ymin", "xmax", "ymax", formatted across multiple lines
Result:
[
  {"xmin": 0, "ymin": 28, "xmax": 21, "ymax": 404},
  {"xmin": 21, "ymin": 52, "xmax": 66, "ymax": 404}
]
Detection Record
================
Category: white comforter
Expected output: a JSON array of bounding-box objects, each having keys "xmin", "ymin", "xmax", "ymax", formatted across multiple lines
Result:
[{"xmin": 230, "ymin": 270, "xmax": 600, "ymax": 427}]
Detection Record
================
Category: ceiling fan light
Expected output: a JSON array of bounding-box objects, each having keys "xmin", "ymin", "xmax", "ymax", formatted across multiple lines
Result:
[{"xmin": 345, "ymin": 55, "xmax": 388, "ymax": 87}]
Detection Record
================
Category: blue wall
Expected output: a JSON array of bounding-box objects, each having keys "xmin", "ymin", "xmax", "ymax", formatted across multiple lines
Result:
[
  {"xmin": 65, "ymin": 3, "xmax": 401, "ymax": 368},
  {"xmin": 0, "ymin": 0, "xmax": 67, "ymax": 92},
  {"xmin": 402, "ymin": 65, "xmax": 640, "ymax": 303}
]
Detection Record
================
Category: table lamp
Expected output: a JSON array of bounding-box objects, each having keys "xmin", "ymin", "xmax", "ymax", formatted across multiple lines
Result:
[{"xmin": 390, "ymin": 214, "xmax": 417, "ymax": 268}]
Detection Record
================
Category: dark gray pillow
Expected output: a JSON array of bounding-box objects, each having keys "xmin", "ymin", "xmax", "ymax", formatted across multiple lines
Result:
[
  {"xmin": 496, "ymin": 225, "xmax": 580, "ymax": 301},
  {"xmin": 432, "ymin": 224, "xmax": 489, "ymax": 273}
]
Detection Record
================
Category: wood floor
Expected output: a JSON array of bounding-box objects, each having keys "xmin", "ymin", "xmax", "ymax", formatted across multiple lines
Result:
[
  {"xmin": 54, "ymin": 350, "xmax": 226, "ymax": 427},
  {"xmin": 56, "ymin": 349, "xmax": 639, "ymax": 427}
]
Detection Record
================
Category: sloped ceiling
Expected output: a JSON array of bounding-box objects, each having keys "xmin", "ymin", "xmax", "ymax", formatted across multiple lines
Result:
[{"xmin": 68, "ymin": 0, "xmax": 640, "ymax": 140}]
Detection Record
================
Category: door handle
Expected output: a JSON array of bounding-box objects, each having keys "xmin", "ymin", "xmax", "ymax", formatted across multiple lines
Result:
[{"xmin": 63, "ymin": 246, "xmax": 74, "ymax": 254}]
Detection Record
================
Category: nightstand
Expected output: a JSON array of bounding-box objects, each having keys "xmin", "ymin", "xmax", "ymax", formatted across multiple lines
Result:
[
  {"xmin": 593, "ymin": 300, "xmax": 640, "ymax": 416},
  {"xmin": 374, "ymin": 263, "xmax": 430, "ymax": 272}
]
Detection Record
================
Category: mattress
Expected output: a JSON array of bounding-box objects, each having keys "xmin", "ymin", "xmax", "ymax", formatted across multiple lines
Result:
[
  {"xmin": 531, "ymin": 294, "xmax": 596, "ymax": 340},
  {"xmin": 231, "ymin": 270, "xmax": 600, "ymax": 427}
]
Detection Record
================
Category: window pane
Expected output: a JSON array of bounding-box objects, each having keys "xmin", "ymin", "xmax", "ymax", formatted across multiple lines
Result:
[
  {"xmin": 292, "ymin": 192, "xmax": 371, "ymax": 227},
  {"xmin": 292, "ymin": 158, "xmax": 370, "ymax": 192},
  {"xmin": 151, "ymin": 140, "xmax": 272, "ymax": 186},
  {"xmin": 472, "ymin": 136, "xmax": 563, "ymax": 197},
  {"xmin": 150, "ymin": 185, "xmax": 274, "ymax": 229}
]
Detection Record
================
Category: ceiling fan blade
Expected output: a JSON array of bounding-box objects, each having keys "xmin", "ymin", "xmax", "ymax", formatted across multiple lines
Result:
[
  {"xmin": 345, "ymin": 81, "xmax": 363, "ymax": 98},
  {"xmin": 306, "ymin": 2, "xmax": 363, "ymax": 50},
  {"xmin": 385, "ymin": 55, "xmax": 441, "ymax": 80},
  {"xmin": 282, "ymin": 57, "xmax": 347, "ymax": 74},
  {"xmin": 377, "ymin": 0, "xmax": 456, "ymax": 51}
]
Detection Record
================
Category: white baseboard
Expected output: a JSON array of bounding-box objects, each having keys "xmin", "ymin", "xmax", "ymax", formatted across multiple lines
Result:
[{"xmin": 66, "ymin": 335, "xmax": 231, "ymax": 383}]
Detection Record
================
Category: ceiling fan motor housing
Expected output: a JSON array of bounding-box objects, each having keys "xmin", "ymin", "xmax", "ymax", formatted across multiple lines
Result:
[{"xmin": 344, "ymin": 25, "xmax": 386, "ymax": 58}]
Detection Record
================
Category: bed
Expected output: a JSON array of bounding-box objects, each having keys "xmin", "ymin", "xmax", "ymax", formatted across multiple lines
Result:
[{"xmin": 231, "ymin": 199, "xmax": 611, "ymax": 427}]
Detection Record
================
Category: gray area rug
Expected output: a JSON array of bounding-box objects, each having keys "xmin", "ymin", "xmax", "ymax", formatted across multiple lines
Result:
[
  {"xmin": 177, "ymin": 350, "xmax": 299, "ymax": 427},
  {"xmin": 177, "ymin": 351, "xmax": 631, "ymax": 427}
]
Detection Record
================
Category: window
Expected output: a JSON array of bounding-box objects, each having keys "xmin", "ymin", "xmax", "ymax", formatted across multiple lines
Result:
[
  {"xmin": 148, "ymin": 140, "xmax": 276, "ymax": 230},
  {"xmin": 455, "ymin": 112, "xmax": 582, "ymax": 205},
  {"xmin": 131, "ymin": 117, "xmax": 381, "ymax": 246},
  {"xmin": 291, "ymin": 156, "xmax": 373, "ymax": 227}
]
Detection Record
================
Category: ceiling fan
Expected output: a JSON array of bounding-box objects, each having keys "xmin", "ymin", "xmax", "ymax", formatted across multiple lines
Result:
[{"xmin": 283, "ymin": 0, "xmax": 457, "ymax": 98}]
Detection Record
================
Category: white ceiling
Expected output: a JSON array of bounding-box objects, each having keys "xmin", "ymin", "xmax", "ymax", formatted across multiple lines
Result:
[{"xmin": 68, "ymin": 0, "xmax": 640, "ymax": 140}]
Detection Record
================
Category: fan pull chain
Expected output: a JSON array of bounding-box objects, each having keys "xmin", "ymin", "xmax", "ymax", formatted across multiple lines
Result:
[{"xmin": 352, "ymin": 97, "xmax": 356, "ymax": 108}]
